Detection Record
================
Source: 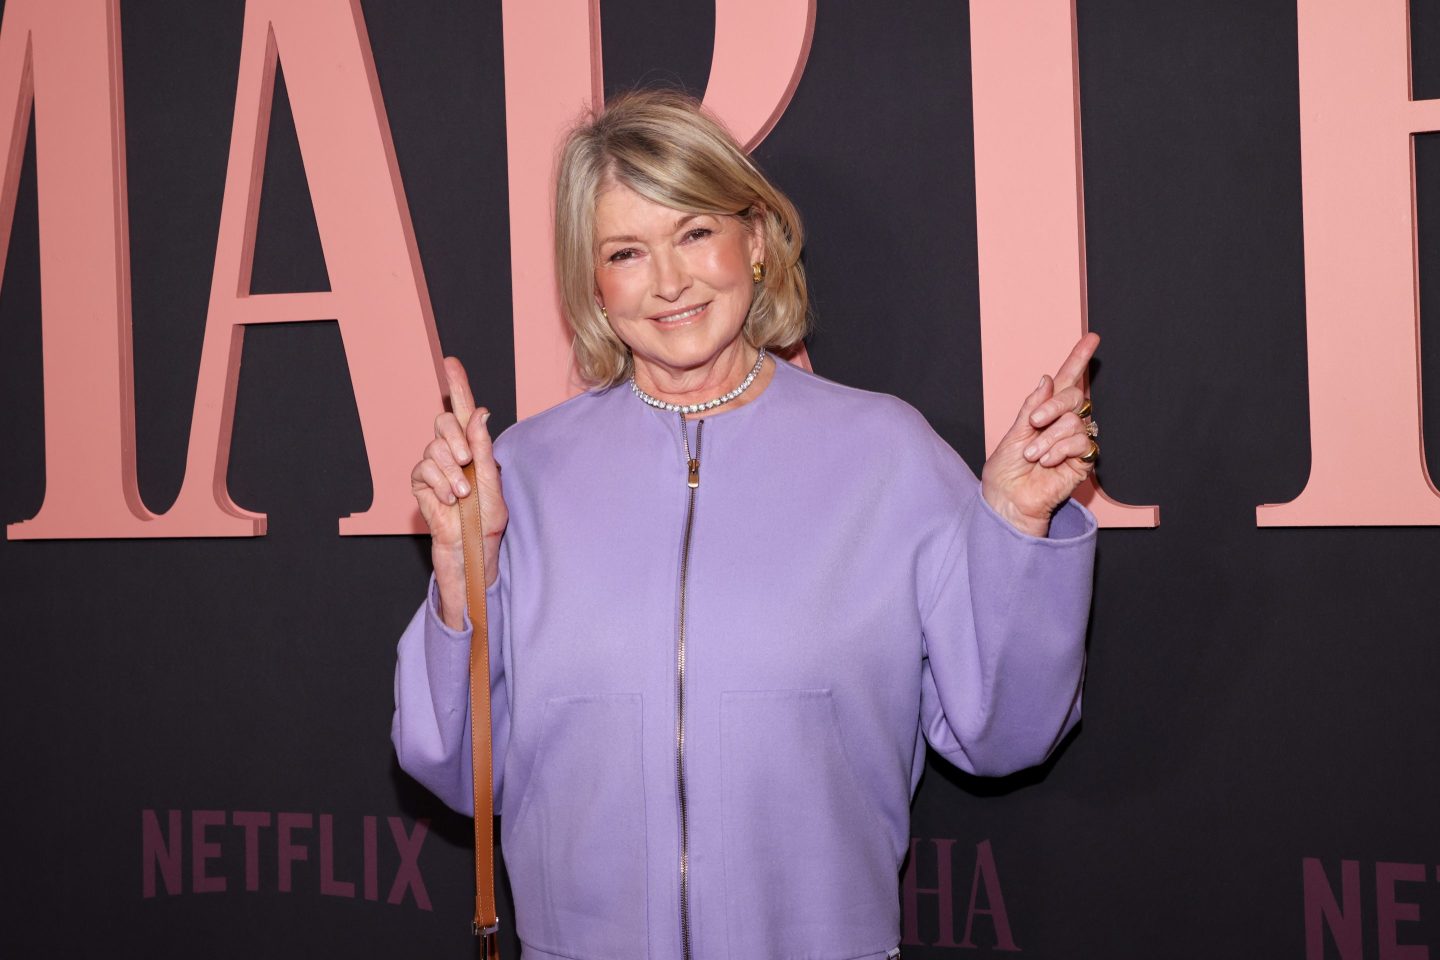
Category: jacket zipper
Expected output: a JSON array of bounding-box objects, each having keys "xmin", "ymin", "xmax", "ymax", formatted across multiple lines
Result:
[{"xmin": 676, "ymin": 412, "xmax": 703, "ymax": 960}]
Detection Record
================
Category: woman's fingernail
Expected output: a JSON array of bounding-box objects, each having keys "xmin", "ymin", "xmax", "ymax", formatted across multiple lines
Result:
[
  {"xmin": 1024, "ymin": 444, "xmax": 1038, "ymax": 459},
  {"xmin": 480, "ymin": 411, "xmax": 491, "ymax": 425},
  {"xmin": 458, "ymin": 482, "xmax": 470, "ymax": 497}
]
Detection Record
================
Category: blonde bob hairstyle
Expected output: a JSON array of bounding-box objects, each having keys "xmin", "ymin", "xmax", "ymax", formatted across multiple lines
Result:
[{"xmin": 555, "ymin": 88, "xmax": 810, "ymax": 386}]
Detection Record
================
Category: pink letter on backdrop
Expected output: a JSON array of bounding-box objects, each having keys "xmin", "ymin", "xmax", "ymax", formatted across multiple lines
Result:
[
  {"xmin": 233, "ymin": 810, "xmax": 271, "ymax": 892},
  {"xmin": 970, "ymin": 0, "xmax": 1158, "ymax": 527},
  {"xmin": 1258, "ymin": 0, "xmax": 1440, "ymax": 525},
  {"xmin": 141, "ymin": 809, "xmax": 183, "ymax": 898},
  {"xmin": 1376, "ymin": 862, "xmax": 1428, "ymax": 960},
  {"xmin": 144, "ymin": 0, "xmax": 443, "ymax": 537},
  {"xmin": 191, "ymin": 809, "xmax": 227, "ymax": 894},
  {"xmin": 703, "ymin": 0, "xmax": 815, "ymax": 153},
  {"xmin": 1302, "ymin": 858, "xmax": 1362, "ymax": 960},
  {"xmin": 386, "ymin": 816, "xmax": 432, "ymax": 910},
  {"xmin": 901, "ymin": 837, "xmax": 961, "ymax": 947},
  {"xmin": 957, "ymin": 840, "xmax": 1018, "ymax": 950},
  {"xmin": 277, "ymin": 811, "xmax": 312, "ymax": 893},
  {"xmin": 0, "ymin": 0, "xmax": 161, "ymax": 539},
  {"xmin": 318, "ymin": 813, "xmax": 355, "ymax": 898},
  {"xmin": 502, "ymin": 0, "xmax": 816, "ymax": 419}
]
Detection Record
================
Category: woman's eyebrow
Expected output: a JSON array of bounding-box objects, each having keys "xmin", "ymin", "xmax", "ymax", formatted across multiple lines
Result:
[{"xmin": 598, "ymin": 214, "xmax": 705, "ymax": 247}]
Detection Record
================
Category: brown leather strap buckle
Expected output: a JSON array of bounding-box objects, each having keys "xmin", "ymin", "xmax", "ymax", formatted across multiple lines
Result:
[{"xmin": 474, "ymin": 917, "xmax": 500, "ymax": 960}]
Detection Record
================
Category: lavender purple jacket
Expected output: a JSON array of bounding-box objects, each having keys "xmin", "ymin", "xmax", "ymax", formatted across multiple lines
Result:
[{"xmin": 392, "ymin": 358, "xmax": 1095, "ymax": 960}]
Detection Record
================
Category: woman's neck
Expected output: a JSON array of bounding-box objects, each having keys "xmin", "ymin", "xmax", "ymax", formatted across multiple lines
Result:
[{"xmin": 631, "ymin": 347, "xmax": 773, "ymax": 417}]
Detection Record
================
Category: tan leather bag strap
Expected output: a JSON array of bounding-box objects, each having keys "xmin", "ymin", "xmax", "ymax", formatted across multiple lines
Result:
[{"xmin": 459, "ymin": 460, "xmax": 499, "ymax": 959}]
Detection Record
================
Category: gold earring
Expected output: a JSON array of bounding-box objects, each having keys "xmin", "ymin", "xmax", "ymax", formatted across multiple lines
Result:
[
  {"xmin": 600, "ymin": 305, "xmax": 609, "ymax": 320},
  {"xmin": 752, "ymin": 261, "xmax": 765, "ymax": 283}
]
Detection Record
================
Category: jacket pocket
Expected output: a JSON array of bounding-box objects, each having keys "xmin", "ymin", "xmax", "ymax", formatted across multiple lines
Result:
[
  {"xmin": 721, "ymin": 689, "xmax": 899, "ymax": 959},
  {"xmin": 502, "ymin": 693, "xmax": 648, "ymax": 959}
]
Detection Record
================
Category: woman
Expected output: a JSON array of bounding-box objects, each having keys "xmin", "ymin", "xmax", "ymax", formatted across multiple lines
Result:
[{"xmin": 394, "ymin": 89, "xmax": 1098, "ymax": 960}]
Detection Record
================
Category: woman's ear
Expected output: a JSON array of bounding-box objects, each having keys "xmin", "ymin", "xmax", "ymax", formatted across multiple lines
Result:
[{"xmin": 747, "ymin": 205, "xmax": 768, "ymax": 265}]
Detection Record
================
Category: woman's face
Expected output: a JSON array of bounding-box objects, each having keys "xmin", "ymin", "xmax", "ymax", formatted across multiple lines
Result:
[{"xmin": 593, "ymin": 180, "xmax": 763, "ymax": 392}]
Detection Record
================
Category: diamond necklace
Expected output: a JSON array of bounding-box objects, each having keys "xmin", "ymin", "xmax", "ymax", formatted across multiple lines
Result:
[{"xmin": 629, "ymin": 348, "xmax": 767, "ymax": 415}]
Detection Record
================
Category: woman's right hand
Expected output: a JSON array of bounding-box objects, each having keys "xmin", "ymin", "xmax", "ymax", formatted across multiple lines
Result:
[{"xmin": 411, "ymin": 356, "xmax": 509, "ymax": 630}]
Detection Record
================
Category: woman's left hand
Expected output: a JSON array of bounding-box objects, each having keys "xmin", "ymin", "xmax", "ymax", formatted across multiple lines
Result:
[{"xmin": 980, "ymin": 333, "xmax": 1101, "ymax": 538}]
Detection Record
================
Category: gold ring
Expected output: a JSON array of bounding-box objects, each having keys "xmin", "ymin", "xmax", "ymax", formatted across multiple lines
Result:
[
  {"xmin": 1076, "ymin": 398, "xmax": 1093, "ymax": 419},
  {"xmin": 1079, "ymin": 439, "xmax": 1099, "ymax": 463}
]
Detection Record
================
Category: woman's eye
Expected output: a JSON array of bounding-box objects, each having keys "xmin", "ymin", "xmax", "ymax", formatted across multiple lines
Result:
[
  {"xmin": 683, "ymin": 227, "xmax": 713, "ymax": 242},
  {"xmin": 607, "ymin": 248, "xmax": 638, "ymax": 263}
]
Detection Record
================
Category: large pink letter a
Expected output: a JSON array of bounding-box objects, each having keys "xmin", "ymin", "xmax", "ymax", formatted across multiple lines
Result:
[{"xmin": 148, "ymin": 0, "xmax": 444, "ymax": 536}]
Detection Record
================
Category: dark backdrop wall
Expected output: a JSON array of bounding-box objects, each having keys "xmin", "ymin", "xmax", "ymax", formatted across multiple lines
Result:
[{"xmin": 2, "ymin": 1, "xmax": 1437, "ymax": 957}]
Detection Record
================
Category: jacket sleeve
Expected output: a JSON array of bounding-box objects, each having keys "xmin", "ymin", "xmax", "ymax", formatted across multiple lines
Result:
[
  {"xmin": 918, "ymin": 485, "xmax": 1095, "ymax": 776},
  {"xmin": 391, "ymin": 562, "xmax": 509, "ymax": 817}
]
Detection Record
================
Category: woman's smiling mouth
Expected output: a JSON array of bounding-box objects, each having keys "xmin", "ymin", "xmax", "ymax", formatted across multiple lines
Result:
[{"xmin": 651, "ymin": 302, "xmax": 709, "ymax": 324}]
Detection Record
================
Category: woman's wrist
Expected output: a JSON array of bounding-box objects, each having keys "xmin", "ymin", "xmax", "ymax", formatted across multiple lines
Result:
[
  {"xmin": 432, "ymin": 542, "xmax": 468, "ymax": 631},
  {"xmin": 982, "ymin": 488, "xmax": 1053, "ymax": 539}
]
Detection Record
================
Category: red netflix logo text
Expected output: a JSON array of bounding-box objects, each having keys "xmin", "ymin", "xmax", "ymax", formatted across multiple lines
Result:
[{"xmin": 141, "ymin": 809, "xmax": 431, "ymax": 910}]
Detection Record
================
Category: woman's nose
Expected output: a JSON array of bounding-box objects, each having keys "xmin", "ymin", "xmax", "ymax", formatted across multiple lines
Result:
[{"xmin": 652, "ymin": 249, "xmax": 691, "ymax": 302}]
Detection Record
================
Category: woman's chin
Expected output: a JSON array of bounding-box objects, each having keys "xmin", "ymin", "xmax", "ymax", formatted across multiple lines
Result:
[{"xmin": 634, "ymin": 334, "xmax": 745, "ymax": 376}]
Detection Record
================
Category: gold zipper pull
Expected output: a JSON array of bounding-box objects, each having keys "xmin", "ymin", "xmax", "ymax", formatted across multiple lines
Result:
[{"xmin": 679, "ymin": 414, "xmax": 702, "ymax": 488}]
